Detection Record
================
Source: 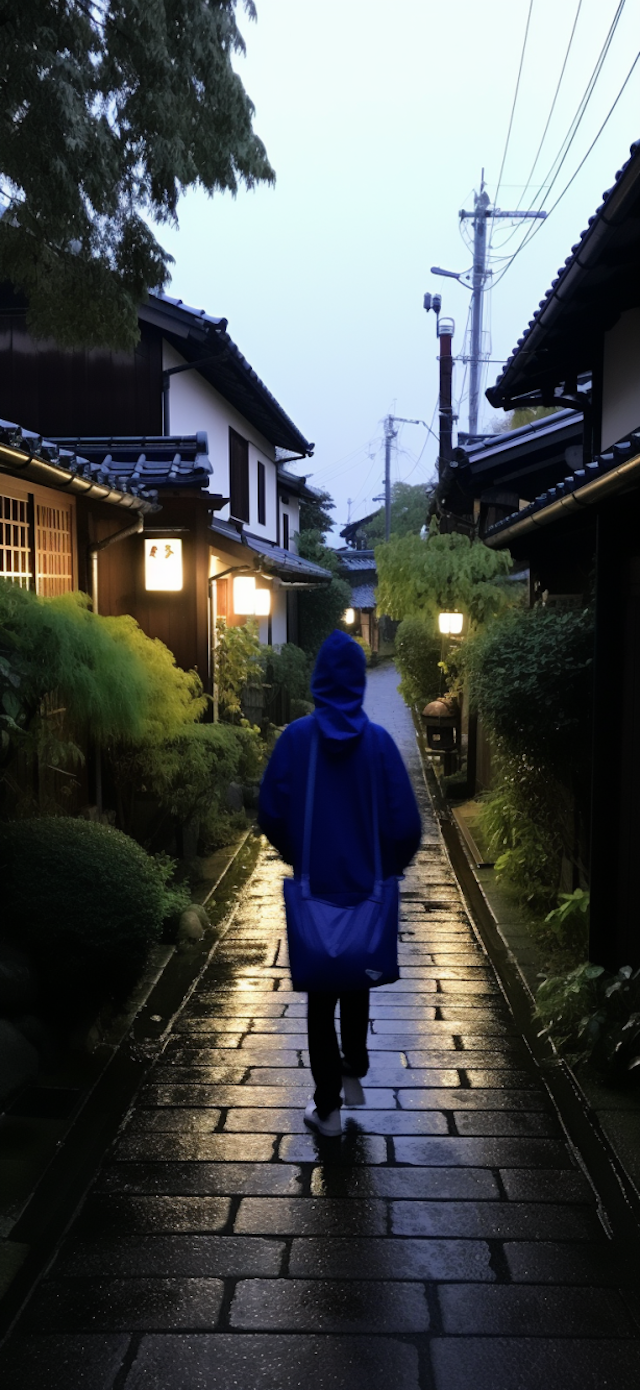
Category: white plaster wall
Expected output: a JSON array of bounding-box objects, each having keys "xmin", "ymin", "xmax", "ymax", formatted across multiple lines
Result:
[
  {"xmin": 602, "ymin": 308, "xmax": 640, "ymax": 450},
  {"xmin": 163, "ymin": 342, "xmax": 278, "ymax": 539},
  {"xmin": 279, "ymin": 496, "xmax": 300, "ymax": 553},
  {"xmin": 271, "ymin": 586, "xmax": 288, "ymax": 646}
]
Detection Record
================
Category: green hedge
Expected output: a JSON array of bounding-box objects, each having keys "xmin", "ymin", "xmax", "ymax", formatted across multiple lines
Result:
[
  {"xmin": 0, "ymin": 818, "xmax": 180, "ymax": 1015},
  {"xmin": 110, "ymin": 721, "xmax": 264, "ymax": 840},
  {"xmin": 394, "ymin": 614, "xmax": 443, "ymax": 708}
]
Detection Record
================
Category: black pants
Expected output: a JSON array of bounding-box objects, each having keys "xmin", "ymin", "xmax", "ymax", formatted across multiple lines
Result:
[{"xmin": 307, "ymin": 989, "xmax": 370, "ymax": 1118}]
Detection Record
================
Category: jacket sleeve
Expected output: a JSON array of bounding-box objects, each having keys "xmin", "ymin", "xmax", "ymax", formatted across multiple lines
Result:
[
  {"xmin": 257, "ymin": 728, "xmax": 294, "ymax": 863},
  {"xmin": 379, "ymin": 729, "xmax": 422, "ymax": 873}
]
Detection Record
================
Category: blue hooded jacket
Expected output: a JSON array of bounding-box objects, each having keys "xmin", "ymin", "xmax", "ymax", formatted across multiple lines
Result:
[{"xmin": 258, "ymin": 630, "xmax": 421, "ymax": 902}]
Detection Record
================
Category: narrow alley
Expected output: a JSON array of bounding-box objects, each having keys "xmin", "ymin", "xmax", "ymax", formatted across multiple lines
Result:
[{"xmin": 2, "ymin": 667, "xmax": 639, "ymax": 1389}]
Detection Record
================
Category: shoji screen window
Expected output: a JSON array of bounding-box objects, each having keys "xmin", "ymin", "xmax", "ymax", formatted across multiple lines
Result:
[
  {"xmin": 0, "ymin": 491, "xmax": 31, "ymax": 587},
  {"xmin": 36, "ymin": 500, "xmax": 74, "ymax": 595}
]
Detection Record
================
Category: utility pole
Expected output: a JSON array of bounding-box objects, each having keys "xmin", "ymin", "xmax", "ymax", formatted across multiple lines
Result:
[
  {"xmin": 467, "ymin": 184, "xmax": 491, "ymax": 439},
  {"xmin": 432, "ymin": 170, "xmax": 546, "ymax": 437},
  {"xmin": 383, "ymin": 416, "xmax": 397, "ymax": 541}
]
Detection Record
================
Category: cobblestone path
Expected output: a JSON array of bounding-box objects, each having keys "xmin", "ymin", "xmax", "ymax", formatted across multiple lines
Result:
[{"xmin": 3, "ymin": 666, "xmax": 640, "ymax": 1387}]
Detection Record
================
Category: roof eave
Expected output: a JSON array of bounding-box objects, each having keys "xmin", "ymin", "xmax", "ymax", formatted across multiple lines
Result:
[{"xmin": 487, "ymin": 141, "xmax": 640, "ymax": 408}]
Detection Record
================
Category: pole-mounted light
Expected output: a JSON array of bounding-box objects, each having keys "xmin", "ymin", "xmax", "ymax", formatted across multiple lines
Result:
[{"xmin": 438, "ymin": 611, "xmax": 463, "ymax": 635}]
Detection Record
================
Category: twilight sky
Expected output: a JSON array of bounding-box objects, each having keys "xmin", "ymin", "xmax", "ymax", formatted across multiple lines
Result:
[{"xmin": 157, "ymin": 0, "xmax": 640, "ymax": 540}]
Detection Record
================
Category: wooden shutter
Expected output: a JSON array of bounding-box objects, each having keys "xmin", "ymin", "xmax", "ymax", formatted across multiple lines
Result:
[
  {"xmin": 229, "ymin": 428, "xmax": 250, "ymax": 522},
  {"xmin": 257, "ymin": 460, "xmax": 266, "ymax": 525}
]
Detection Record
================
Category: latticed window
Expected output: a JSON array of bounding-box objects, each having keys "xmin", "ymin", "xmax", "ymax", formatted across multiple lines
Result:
[
  {"xmin": 0, "ymin": 492, "xmax": 31, "ymax": 588},
  {"xmin": 35, "ymin": 502, "xmax": 73, "ymax": 596}
]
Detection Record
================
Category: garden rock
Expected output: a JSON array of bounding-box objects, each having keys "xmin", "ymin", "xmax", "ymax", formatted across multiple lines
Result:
[
  {"xmin": 0, "ymin": 944, "xmax": 35, "ymax": 1014},
  {"xmin": 178, "ymin": 909, "xmax": 205, "ymax": 943},
  {"xmin": 225, "ymin": 781, "xmax": 244, "ymax": 813},
  {"xmin": 0, "ymin": 1018, "xmax": 39, "ymax": 1104}
]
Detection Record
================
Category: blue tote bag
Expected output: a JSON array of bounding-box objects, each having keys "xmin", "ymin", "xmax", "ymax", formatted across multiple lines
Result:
[{"xmin": 283, "ymin": 721, "xmax": 399, "ymax": 992}]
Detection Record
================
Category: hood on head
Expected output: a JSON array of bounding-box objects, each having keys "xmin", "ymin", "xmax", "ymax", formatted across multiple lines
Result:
[{"xmin": 310, "ymin": 629, "xmax": 368, "ymax": 741}]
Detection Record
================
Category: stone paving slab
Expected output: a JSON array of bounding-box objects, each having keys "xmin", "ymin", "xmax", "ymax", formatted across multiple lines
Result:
[
  {"xmin": 122, "ymin": 1333, "xmax": 422, "ymax": 1390},
  {"xmin": 2, "ymin": 664, "xmax": 639, "ymax": 1387}
]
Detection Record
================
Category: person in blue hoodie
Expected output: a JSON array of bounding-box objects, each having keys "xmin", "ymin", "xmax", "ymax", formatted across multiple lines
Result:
[{"xmin": 258, "ymin": 630, "xmax": 421, "ymax": 1137}]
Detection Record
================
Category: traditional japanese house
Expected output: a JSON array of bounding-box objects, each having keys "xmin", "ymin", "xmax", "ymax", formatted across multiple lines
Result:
[
  {"xmin": 0, "ymin": 288, "xmax": 331, "ymax": 689},
  {"xmin": 484, "ymin": 138, "xmax": 640, "ymax": 968}
]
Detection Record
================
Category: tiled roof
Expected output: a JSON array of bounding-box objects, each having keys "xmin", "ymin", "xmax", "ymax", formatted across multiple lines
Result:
[
  {"xmin": 50, "ymin": 433, "xmax": 212, "ymax": 490},
  {"xmin": 485, "ymin": 427, "xmax": 640, "ymax": 542},
  {"xmin": 337, "ymin": 550, "xmax": 377, "ymax": 573},
  {"xmin": 450, "ymin": 410, "xmax": 583, "ymax": 500},
  {"xmin": 141, "ymin": 294, "xmax": 314, "ymax": 457},
  {"xmin": 0, "ymin": 419, "xmax": 159, "ymax": 512},
  {"xmin": 339, "ymin": 512, "xmax": 379, "ymax": 543},
  {"xmin": 277, "ymin": 468, "xmax": 320, "ymax": 502},
  {"xmin": 210, "ymin": 519, "xmax": 331, "ymax": 585},
  {"xmin": 350, "ymin": 582, "xmax": 377, "ymax": 609},
  {"xmin": 487, "ymin": 140, "xmax": 640, "ymax": 408}
]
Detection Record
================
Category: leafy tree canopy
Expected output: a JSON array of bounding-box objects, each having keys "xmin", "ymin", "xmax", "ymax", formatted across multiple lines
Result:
[
  {"xmin": 297, "ymin": 530, "xmax": 351, "ymax": 658},
  {"xmin": 495, "ymin": 405, "xmax": 562, "ymax": 433},
  {"xmin": 300, "ymin": 488, "xmax": 335, "ymax": 536},
  {"xmin": 356, "ymin": 482, "xmax": 432, "ymax": 545},
  {"xmin": 375, "ymin": 528, "xmax": 514, "ymax": 629},
  {"xmin": 0, "ymin": 1, "xmax": 274, "ymax": 349}
]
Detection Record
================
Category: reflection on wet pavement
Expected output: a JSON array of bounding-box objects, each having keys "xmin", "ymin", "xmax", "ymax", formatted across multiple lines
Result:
[{"xmin": 1, "ymin": 666, "xmax": 640, "ymax": 1389}]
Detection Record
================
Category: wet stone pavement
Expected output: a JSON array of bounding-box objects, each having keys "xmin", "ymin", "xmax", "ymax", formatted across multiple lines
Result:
[{"xmin": 2, "ymin": 665, "xmax": 640, "ymax": 1388}]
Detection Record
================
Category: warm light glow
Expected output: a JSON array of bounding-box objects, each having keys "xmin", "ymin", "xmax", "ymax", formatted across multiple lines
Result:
[
  {"xmin": 233, "ymin": 575, "xmax": 256, "ymax": 615},
  {"xmin": 344, "ymin": 607, "xmax": 355, "ymax": 625},
  {"xmin": 439, "ymin": 611, "xmax": 463, "ymax": 635},
  {"xmin": 145, "ymin": 538, "xmax": 183, "ymax": 591},
  {"xmin": 255, "ymin": 588, "xmax": 271, "ymax": 617}
]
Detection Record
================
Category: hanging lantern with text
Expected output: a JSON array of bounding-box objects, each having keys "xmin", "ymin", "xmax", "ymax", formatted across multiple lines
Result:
[{"xmin": 144, "ymin": 538, "xmax": 183, "ymax": 591}]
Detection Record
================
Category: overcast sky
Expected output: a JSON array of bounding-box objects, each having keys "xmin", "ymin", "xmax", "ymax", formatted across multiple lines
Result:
[{"xmin": 158, "ymin": 0, "xmax": 640, "ymax": 540}]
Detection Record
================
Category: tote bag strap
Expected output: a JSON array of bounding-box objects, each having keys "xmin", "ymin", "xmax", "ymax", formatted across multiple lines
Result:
[
  {"xmin": 300, "ymin": 718, "xmax": 383, "ymax": 901},
  {"xmin": 300, "ymin": 719, "xmax": 319, "ymax": 898},
  {"xmin": 368, "ymin": 723, "xmax": 384, "ymax": 901}
]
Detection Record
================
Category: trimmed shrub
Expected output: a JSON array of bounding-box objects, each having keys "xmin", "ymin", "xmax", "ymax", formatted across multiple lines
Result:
[
  {"xmin": 261, "ymin": 643, "xmax": 310, "ymax": 704},
  {"xmin": 109, "ymin": 722, "xmax": 263, "ymax": 842},
  {"xmin": 394, "ymin": 614, "xmax": 443, "ymax": 708},
  {"xmin": 353, "ymin": 637, "xmax": 372, "ymax": 665},
  {"xmin": 0, "ymin": 818, "xmax": 177, "ymax": 1016},
  {"xmin": 215, "ymin": 619, "xmax": 263, "ymax": 722}
]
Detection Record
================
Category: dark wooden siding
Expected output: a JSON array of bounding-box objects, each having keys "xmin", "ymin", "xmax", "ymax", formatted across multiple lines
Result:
[
  {"xmin": 0, "ymin": 310, "xmax": 162, "ymax": 436},
  {"xmin": 94, "ymin": 495, "xmax": 210, "ymax": 688},
  {"xmin": 229, "ymin": 428, "xmax": 249, "ymax": 522},
  {"xmin": 257, "ymin": 459, "xmax": 266, "ymax": 525}
]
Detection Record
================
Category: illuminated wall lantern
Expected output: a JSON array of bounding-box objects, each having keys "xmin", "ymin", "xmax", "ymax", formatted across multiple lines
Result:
[
  {"xmin": 344, "ymin": 607, "xmax": 356, "ymax": 625},
  {"xmin": 145, "ymin": 538, "xmax": 183, "ymax": 591},
  {"xmin": 233, "ymin": 575, "xmax": 257, "ymax": 615},
  {"xmin": 438, "ymin": 611, "xmax": 463, "ymax": 635},
  {"xmin": 254, "ymin": 588, "xmax": 271, "ymax": 617}
]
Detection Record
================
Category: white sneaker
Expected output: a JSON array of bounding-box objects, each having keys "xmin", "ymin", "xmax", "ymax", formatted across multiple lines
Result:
[
  {"xmin": 304, "ymin": 1100, "xmax": 342, "ymax": 1137},
  {"xmin": 342, "ymin": 1074, "xmax": 366, "ymax": 1107}
]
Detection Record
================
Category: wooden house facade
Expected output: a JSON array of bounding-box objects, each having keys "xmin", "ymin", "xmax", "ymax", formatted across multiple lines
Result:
[{"xmin": 484, "ymin": 139, "xmax": 640, "ymax": 969}]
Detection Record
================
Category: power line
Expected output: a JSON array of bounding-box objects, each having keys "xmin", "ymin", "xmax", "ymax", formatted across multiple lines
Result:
[
  {"xmin": 509, "ymin": 0, "xmax": 584, "ymax": 218},
  {"xmin": 499, "ymin": 0, "xmax": 627, "ymax": 252},
  {"xmin": 490, "ymin": 45, "xmax": 640, "ymax": 290},
  {"xmin": 489, "ymin": 0, "xmax": 535, "ymax": 252}
]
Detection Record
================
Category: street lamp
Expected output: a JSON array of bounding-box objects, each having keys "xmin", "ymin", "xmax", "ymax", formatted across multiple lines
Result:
[
  {"xmin": 438, "ymin": 611, "xmax": 463, "ymax": 635},
  {"xmin": 344, "ymin": 607, "xmax": 355, "ymax": 626}
]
